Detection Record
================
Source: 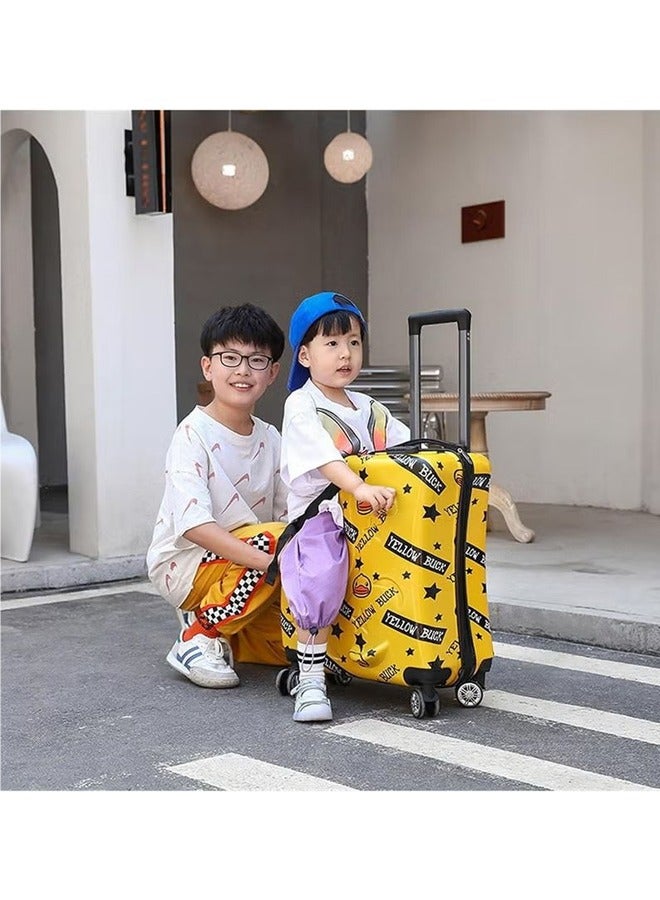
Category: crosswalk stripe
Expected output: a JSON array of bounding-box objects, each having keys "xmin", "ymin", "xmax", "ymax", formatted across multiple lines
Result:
[
  {"xmin": 1, "ymin": 581, "xmax": 159, "ymax": 610},
  {"xmin": 494, "ymin": 641, "xmax": 660, "ymax": 686},
  {"xmin": 166, "ymin": 752, "xmax": 356, "ymax": 791},
  {"xmin": 328, "ymin": 719, "xmax": 653, "ymax": 790},
  {"xmin": 481, "ymin": 690, "xmax": 660, "ymax": 745}
]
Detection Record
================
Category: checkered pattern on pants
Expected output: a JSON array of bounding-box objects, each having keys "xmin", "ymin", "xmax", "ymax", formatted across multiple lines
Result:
[{"xmin": 198, "ymin": 532, "xmax": 272, "ymax": 628}]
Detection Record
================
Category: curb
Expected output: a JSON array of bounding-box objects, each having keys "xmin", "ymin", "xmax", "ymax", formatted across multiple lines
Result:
[
  {"xmin": 1, "ymin": 555, "xmax": 147, "ymax": 595},
  {"xmin": 490, "ymin": 599, "xmax": 660, "ymax": 657}
]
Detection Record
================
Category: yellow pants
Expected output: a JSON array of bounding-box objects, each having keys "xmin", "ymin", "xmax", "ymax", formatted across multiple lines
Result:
[{"xmin": 180, "ymin": 522, "xmax": 289, "ymax": 667}]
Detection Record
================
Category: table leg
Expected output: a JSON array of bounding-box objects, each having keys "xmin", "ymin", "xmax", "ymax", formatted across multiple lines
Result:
[
  {"xmin": 470, "ymin": 412, "xmax": 536, "ymax": 544},
  {"xmin": 488, "ymin": 483, "xmax": 535, "ymax": 543}
]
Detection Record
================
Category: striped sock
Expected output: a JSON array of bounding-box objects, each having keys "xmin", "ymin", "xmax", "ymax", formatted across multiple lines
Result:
[
  {"xmin": 182, "ymin": 607, "xmax": 219, "ymax": 640},
  {"xmin": 297, "ymin": 638, "xmax": 327, "ymax": 682}
]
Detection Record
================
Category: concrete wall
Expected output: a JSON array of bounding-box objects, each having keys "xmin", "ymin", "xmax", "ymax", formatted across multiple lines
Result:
[
  {"xmin": 366, "ymin": 110, "xmax": 658, "ymax": 513},
  {"xmin": 1, "ymin": 135, "xmax": 37, "ymax": 453},
  {"xmin": 642, "ymin": 113, "xmax": 660, "ymax": 514},
  {"xmin": 171, "ymin": 110, "xmax": 368, "ymax": 429},
  {"xmin": 1, "ymin": 111, "xmax": 176, "ymax": 557}
]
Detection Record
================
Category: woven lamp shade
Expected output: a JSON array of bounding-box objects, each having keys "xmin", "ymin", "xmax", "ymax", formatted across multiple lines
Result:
[
  {"xmin": 191, "ymin": 131, "xmax": 269, "ymax": 210},
  {"xmin": 324, "ymin": 131, "xmax": 373, "ymax": 183}
]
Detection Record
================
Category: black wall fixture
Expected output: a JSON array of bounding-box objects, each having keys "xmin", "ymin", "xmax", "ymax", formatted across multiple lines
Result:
[{"xmin": 124, "ymin": 110, "xmax": 172, "ymax": 214}]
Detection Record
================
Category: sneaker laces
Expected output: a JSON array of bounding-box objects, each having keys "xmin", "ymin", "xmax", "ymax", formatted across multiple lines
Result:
[
  {"xmin": 202, "ymin": 635, "xmax": 235, "ymax": 670},
  {"xmin": 291, "ymin": 676, "xmax": 326, "ymax": 698}
]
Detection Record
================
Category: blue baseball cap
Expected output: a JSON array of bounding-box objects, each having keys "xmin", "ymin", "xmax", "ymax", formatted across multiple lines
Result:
[{"xmin": 287, "ymin": 291, "xmax": 366, "ymax": 391}]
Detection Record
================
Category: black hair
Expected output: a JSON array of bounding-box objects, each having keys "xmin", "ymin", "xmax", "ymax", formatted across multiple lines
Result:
[
  {"xmin": 200, "ymin": 303, "xmax": 285, "ymax": 360},
  {"xmin": 301, "ymin": 308, "xmax": 367, "ymax": 346}
]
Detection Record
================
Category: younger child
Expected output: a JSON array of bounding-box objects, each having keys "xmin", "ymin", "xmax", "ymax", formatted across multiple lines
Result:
[
  {"xmin": 280, "ymin": 291, "xmax": 410, "ymax": 722},
  {"xmin": 147, "ymin": 303, "xmax": 289, "ymax": 688}
]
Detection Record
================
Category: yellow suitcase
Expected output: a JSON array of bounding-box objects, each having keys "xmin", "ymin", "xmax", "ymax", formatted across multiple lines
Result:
[{"xmin": 277, "ymin": 309, "xmax": 494, "ymax": 718}]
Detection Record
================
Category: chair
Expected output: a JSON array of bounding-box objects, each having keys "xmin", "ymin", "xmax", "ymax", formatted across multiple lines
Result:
[{"xmin": 1, "ymin": 401, "xmax": 38, "ymax": 561}]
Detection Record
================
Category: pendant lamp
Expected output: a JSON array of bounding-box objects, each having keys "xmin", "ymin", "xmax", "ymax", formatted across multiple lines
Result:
[
  {"xmin": 191, "ymin": 112, "xmax": 269, "ymax": 210},
  {"xmin": 324, "ymin": 111, "xmax": 373, "ymax": 183}
]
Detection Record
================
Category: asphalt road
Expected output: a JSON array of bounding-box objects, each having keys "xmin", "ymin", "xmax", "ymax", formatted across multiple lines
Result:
[{"xmin": 2, "ymin": 583, "xmax": 658, "ymax": 793}]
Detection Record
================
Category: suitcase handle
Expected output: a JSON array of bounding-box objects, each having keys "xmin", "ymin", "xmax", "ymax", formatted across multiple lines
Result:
[
  {"xmin": 387, "ymin": 437, "xmax": 464, "ymax": 455},
  {"xmin": 408, "ymin": 308, "xmax": 471, "ymax": 449},
  {"xmin": 408, "ymin": 308, "xmax": 471, "ymax": 334}
]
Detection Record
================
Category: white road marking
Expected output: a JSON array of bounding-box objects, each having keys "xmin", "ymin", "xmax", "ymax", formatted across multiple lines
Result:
[
  {"xmin": 166, "ymin": 752, "xmax": 356, "ymax": 791},
  {"xmin": 481, "ymin": 690, "xmax": 660, "ymax": 745},
  {"xmin": 494, "ymin": 641, "xmax": 660, "ymax": 686},
  {"xmin": 1, "ymin": 581, "xmax": 159, "ymax": 609},
  {"xmin": 328, "ymin": 719, "xmax": 654, "ymax": 790}
]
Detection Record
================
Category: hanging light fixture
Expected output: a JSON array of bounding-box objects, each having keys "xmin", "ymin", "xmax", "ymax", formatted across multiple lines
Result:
[
  {"xmin": 191, "ymin": 111, "xmax": 269, "ymax": 210},
  {"xmin": 323, "ymin": 111, "xmax": 373, "ymax": 183}
]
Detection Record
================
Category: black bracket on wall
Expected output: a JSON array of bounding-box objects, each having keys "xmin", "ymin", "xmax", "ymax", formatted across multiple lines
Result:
[{"xmin": 124, "ymin": 110, "xmax": 172, "ymax": 215}]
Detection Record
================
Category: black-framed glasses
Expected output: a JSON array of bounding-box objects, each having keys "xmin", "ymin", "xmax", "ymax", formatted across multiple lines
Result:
[{"xmin": 209, "ymin": 351, "xmax": 273, "ymax": 371}]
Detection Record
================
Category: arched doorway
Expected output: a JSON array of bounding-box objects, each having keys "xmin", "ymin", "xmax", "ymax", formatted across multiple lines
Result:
[
  {"xmin": 30, "ymin": 138, "xmax": 68, "ymax": 521},
  {"xmin": 1, "ymin": 129, "xmax": 69, "ymax": 553}
]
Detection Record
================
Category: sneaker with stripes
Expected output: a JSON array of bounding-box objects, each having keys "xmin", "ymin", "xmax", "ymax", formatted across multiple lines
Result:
[{"xmin": 166, "ymin": 630, "xmax": 240, "ymax": 689}]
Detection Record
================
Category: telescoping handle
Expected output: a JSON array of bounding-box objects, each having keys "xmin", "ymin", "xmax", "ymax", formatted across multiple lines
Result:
[{"xmin": 408, "ymin": 308, "xmax": 471, "ymax": 449}]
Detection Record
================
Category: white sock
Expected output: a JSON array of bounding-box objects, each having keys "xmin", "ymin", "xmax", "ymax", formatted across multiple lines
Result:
[{"xmin": 297, "ymin": 638, "xmax": 327, "ymax": 682}]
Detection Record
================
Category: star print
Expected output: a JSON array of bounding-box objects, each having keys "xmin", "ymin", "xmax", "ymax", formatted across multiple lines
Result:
[
  {"xmin": 467, "ymin": 567, "xmax": 473, "ymax": 575},
  {"xmin": 331, "ymin": 623, "xmax": 343, "ymax": 638},
  {"xmin": 424, "ymin": 583, "xmax": 441, "ymax": 599},
  {"xmin": 355, "ymin": 558, "xmax": 364, "ymax": 569},
  {"xmin": 402, "ymin": 571, "xmax": 411, "ymax": 580},
  {"xmin": 403, "ymin": 484, "xmax": 412, "ymax": 494},
  {"xmin": 285, "ymin": 607, "xmax": 291, "ymax": 615},
  {"xmin": 340, "ymin": 655, "xmax": 347, "ymax": 663},
  {"xmin": 427, "ymin": 655, "xmax": 444, "ymax": 670},
  {"xmin": 471, "ymin": 498, "xmax": 478, "ymax": 506},
  {"xmin": 423, "ymin": 504, "xmax": 440, "ymax": 522},
  {"xmin": 406, "ymin": 648, "xmax": 415, "ymax": 656},
  {"xmin": 372, "ymin": 572, "xmax": 380, "ymax": 580},
  {"xmin": 355, "ymin": 633, "xmax": 367, "ymax": 650},
  {"xmin": 476, "ymin": 633, "xmax": 483, "ymax": 640},
  {"xmin": 342, "ymin": 500, "xmax": 348, "ymax": 509},
  {"xmin": 367, "ymin": 649, "xmax": 376, "ymax": 658},
  {"xmin": 435, "ymin": 614, "xmax": 443, "ymax": 622},
  {"xmin": 436, "ymin": 461, "xmax": 444, "ymax": 470},
  {"xmin": 434, "ymin": 542, "xmax": 442, "ymax": 550},
  {"xmin": 358, "ymin": 468, "xmax": 368, "ymax": 481}
]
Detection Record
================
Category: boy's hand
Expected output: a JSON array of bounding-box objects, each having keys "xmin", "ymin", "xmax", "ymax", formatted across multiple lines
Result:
[{"xmin": 353, "ymin": 482, "xmax": 396, "ymax": 513}]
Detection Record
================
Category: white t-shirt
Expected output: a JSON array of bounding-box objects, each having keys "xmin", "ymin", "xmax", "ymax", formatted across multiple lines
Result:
[
  {"xmin": 280, "ymin": 380, "xmax": 410, "ymax": 522},
  {"xmin": 147, "ymin": 405, "xmax": 288, "ymax": 608}
]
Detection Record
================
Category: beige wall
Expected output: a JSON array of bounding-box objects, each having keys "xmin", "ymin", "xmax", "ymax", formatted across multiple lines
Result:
[
  {"xmin": 1, "ymin": 111, "xmax": 176, "ymax": 556},
  {"xmin": 366, "ymin": 110, "xmax": 659, "ymax": 513}
]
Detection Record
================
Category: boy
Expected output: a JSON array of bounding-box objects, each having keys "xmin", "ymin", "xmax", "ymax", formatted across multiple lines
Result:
[
  {"xmin": 147, "ymin": 303, "xmax": 289, "ymax": 688},
  {"xmin": 279, "ymin": 291, "xmax": 410, "ymax": 721}
]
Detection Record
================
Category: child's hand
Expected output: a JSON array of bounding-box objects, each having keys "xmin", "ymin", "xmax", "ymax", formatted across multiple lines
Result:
[{"xmin": 353, "ymin": 482, "xmax": 396, "ymax": 513}]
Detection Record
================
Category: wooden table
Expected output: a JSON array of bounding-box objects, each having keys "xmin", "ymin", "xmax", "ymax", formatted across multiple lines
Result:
[{"xmin": 420, "ymin": 391, "xmax": 552, "ymax": 543}]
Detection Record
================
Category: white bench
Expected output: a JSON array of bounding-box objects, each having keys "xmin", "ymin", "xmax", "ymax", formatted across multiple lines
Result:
[{"xmin": 1, "ymin": 402, "xmax": 38, "ymax": 561}]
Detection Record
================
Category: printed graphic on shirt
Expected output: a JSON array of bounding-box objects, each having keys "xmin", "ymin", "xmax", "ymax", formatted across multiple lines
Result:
[
  {"xmin": 316, "ymin": 408, "xmax": 362, "ymax": 457},
  {"xmin": 367, "ymin": 399, "xmax": 389, "ymax": 451}
]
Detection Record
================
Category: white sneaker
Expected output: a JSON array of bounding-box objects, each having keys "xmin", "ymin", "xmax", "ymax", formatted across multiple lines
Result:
[
  {"xmin": 292, "ymin": 677, "xmax": 333, "ymax": 722},
  {"xmin": 166, "ymin": 630, "xmax": 239, "ymax": 688}
]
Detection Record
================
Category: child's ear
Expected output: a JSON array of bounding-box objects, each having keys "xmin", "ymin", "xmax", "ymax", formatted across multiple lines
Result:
[
  {"xmin": 298, "ymin": 346, "xmax": 311, "ymax": 369},
  {"xmin": 267, "ymin": 360, "xmax": 280, "ymax": 385},
  {"xmin": 200, "ymin": 356, "xmax": 213, "ymax": 381}
]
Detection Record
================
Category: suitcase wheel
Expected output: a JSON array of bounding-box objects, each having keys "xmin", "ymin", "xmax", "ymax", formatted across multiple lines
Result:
[
  {"xmin": 455, "ymin": 681, "xmax": 484, "ymax": 708},
  {"xmin": 275, "ymin": 667, "xmax": 299, "ymax": 696},
  {"xmin": 327, "ymin": 671, "xmax": 353, "ymax": 687},
  {"xmin": 410, "ymin": 689, "xmax": 440, "ymax": 719}
]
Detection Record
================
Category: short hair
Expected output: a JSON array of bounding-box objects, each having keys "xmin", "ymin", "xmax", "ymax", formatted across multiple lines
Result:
[
  {"xmin": 200, "ymin": 303, "xmax": 285, "ymax": 361},
  {"xmin": 301, "ymin": 310, "xmax": 367, "ymax": 346}
]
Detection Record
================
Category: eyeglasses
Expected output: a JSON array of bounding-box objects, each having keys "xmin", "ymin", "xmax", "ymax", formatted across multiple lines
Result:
[{"xmin": 209, "ymin": 351, "xmax": 273, "ymax": 371}]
